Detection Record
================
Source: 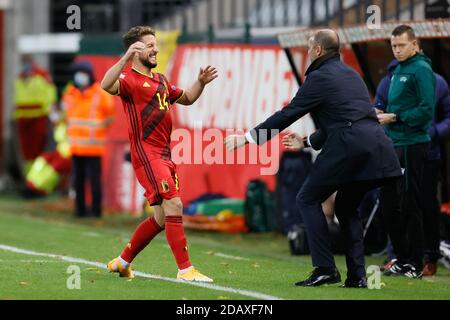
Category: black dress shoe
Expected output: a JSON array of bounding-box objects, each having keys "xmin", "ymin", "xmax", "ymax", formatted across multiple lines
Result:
[
  {"xmin": 295, "ymin": 267, "xmax": 341, "ymax": 287},
  {"xmin": 343, "ymin": 277, "xmax": 367, "ymax": 288}
]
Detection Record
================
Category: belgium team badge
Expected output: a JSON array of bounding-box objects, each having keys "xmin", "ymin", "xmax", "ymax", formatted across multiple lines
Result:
[{"xmin": 161, "ymin": 180, "xmax": 170, "ymax": 193}]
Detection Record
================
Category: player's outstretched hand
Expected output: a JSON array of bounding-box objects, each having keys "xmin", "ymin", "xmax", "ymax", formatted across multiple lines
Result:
[
  {"xmin": 198, "ymin": 66, "xmax": 218, "ymax": 86},
  {"xmin": 224, "ymin": 134, "xmax": 247, "ymax": 152},
  {"xmin": 282, "ymin": 133, "xmax": 304, "ymax": 151}
]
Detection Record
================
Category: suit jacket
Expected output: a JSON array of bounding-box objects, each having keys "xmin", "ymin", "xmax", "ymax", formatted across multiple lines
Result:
[{"xmin": 249, "ymin": 52, "xmax": 402, "ymax": 186}]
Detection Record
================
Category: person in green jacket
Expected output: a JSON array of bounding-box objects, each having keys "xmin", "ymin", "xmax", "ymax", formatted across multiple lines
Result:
[{"xmin": 377, "ymin": 25, "xmax": 436, "ymax": 279}]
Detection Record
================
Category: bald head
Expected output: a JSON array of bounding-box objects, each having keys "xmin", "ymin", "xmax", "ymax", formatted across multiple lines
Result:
[
  {"xmin": 307, "ymin": 29, "xmax": 340, "ymax": 63},
  {"xmin": 313, "ymin": 29, "xmax": 340, "ymax": 53}
]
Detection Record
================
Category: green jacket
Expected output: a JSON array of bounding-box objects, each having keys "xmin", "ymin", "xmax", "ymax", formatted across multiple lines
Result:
[{"xmin": 386, "ymin": 53, "xmax": 436, "ymax": 147}]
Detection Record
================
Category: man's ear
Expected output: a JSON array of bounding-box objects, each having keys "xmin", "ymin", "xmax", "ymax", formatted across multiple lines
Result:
[{"xmin": 317, "ymin": 45, "xmax": 323, "ymax": 57}]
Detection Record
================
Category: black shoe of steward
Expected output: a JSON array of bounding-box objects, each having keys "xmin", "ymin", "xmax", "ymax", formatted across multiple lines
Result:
[
  {"xmin": 295, "ymin": 267, "xmax": 341, "ymax": 287},
  {"xmin": 384, "ymin": 262, "xmax": 422, "ymax": 279},
  {"xmin": 402, "ymin": 264, "xmax": 423, "ymax": 279},
  {"xmin": 383, "ymin": 261, "xmax": 405, "ymax": 276}
]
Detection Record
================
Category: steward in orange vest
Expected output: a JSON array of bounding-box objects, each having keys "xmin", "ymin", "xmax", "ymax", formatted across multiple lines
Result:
[{"xmin": 63, "ymin": 61, "xmax": 114, "ymax": 217}]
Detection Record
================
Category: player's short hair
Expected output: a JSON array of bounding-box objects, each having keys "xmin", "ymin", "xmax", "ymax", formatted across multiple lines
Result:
[
  {"xmin": 122, "ymin": 26, "xmax": 156, "ymax": 49},
  {"xmin": 392, "ymin": 25, "xmax": 416, "ymax": 41},
  {"xmin": 313, "ymin": 30, "xmax": 340, "ymax": 53}
]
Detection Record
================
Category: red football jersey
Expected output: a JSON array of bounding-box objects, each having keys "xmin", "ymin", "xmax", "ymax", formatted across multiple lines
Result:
[{"xmin": 118, "ymin": 67, "xmax": 184, "ymax": 168}]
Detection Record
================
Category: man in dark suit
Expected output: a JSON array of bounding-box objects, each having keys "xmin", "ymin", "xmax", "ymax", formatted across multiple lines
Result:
[{"xmin": 225, "ymin": 29, "xmax": 402, "ymax": 288}]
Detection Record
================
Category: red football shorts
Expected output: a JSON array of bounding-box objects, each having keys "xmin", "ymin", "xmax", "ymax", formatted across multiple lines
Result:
[{"xmin": 134, "ymin": 158, "xmax": 180, "ymax": 206}]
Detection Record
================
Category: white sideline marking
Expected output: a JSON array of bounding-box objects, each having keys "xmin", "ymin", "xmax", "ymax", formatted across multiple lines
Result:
[
  {"xmin": 212, "ymin": 252, "xmax": 250, "ymax": 261},
  {"xmin": 0, "ymin": 259, "xmax": 58, "ymax": 263},
  {"xmin": 82, "ymin": 232, "xmax": 101, "ymax": 237},
  {"xmin": 0, "ymin": 244, "xmax": 283, "ymax": 300}
]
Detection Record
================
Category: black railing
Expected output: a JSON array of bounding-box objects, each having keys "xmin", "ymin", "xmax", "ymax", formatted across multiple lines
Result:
[
  {"xmin": 51, "ymin": 0, "xmax": 436, "ymax": 34},
  {"xmin": 172, "ymin": 0, "xmax": 428, "ymax": 33}
]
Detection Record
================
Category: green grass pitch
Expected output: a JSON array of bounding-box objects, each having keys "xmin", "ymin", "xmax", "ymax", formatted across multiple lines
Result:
[{"xmin": 0, "ymin": 194, "xmax": 449, "ymax": 300}]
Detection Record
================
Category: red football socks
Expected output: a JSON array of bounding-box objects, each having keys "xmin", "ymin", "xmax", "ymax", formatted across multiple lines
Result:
[
  {"xmin": 120, "ymin": 217, "xmax": 163, "ymax": 263},
  {"xmin": 165, "ymin": 215, "xmax": 192, "ymax": 270}
]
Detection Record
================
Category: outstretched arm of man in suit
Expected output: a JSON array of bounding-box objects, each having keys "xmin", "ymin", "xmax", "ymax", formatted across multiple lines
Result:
[
  {"xmin": 225, "ymin": 72, "xmax": 324, "ymax": 151},
  {"xmin": 248, "ymin": 72, "xmax": 324, "ymax": 145}
]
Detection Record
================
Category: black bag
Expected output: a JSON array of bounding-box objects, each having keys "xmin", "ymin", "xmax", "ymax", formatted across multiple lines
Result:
[
  {"xmin": 276, "ymin": 151, "xmax": 313, "ymax": 254},
  {"xmin": 276, "ymin": 151, "xmax": 313, "ymax": 235},
  {"xmin": 288, "ymin": 220, "xmax": 347, "ymax": 255},
  {"xmin": 244, "ymin": 180, "xmax": 276, "ymax": 232}
]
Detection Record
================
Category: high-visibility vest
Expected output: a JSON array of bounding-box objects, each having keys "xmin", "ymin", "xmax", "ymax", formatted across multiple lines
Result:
[
  {"xmin": 64, "ymin": 83, "xmax": 114, "ymax": 156},
  {"xmin": 14, "ymin": 74, "xmax": 57, "ymax": 119},
  {"xmin": 25, "ymin": 122, "xmax": 71, "ymax": 195},
  {"xmin": 26, "ymin": 155, "xmax": 62, "ymax": 195},
  {"xmin": 54, "ymin": 122, "xmax": 70, "ymax": 158}
]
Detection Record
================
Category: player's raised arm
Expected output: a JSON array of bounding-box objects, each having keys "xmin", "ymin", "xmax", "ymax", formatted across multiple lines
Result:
[
  {"xmin": 177, "ymin": 65, "xmax": 218, "ymax": 105},
  {"xmin": 101, "ymin": 41, "xmax": 146, "ymax": 95}
]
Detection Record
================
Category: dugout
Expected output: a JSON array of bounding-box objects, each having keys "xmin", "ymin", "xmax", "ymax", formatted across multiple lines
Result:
[{"xmin": 278, "ymin": 19, "xmax": 450, "ymax": 201}]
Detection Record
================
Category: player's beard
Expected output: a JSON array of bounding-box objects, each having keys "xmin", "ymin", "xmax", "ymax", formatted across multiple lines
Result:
[{"xmin": 140, "ymin": 54, "xmax": 157, "ymax": 69}]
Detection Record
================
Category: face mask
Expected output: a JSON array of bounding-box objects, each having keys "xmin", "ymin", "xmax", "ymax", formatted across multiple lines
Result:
[
  {"xmin": 74, "ymin": 72, "xmax": 90, "ymax": 88},
  {"xmin": 22, "ymin": 63, "xmax": 32, "ymax": 74}
]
